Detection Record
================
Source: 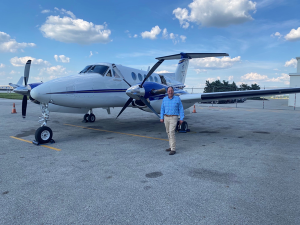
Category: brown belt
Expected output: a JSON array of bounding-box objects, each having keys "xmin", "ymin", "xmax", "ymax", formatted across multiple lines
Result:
[{"xmin": 165, "ymin": 115, "xmax": 177, "ymax": 117}]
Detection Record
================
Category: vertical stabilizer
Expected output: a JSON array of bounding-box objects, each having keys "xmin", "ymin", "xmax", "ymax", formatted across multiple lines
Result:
[{"xmin": 175, "ymin": 53, "xmax": 189, "ymax": 84}]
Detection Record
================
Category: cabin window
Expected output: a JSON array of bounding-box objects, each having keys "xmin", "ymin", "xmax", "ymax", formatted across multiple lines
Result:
[
  {"xmin": 106, "ymin": 70, "xmax": 112, "ymax": 77},
  {"xmin": 132, "ymin": 72, "xmax": 137, "ymax": 80},
  {"xmin": 138, "ymin": 73, "xmax": 143, "ymax": 81},
  {"xmin": 154, "ymin": 76, "xmax": 158, "ymax": 83},
  {"xmin": 87, "ymin": 65, "xmax": 109, "ymax": 75},
  {"xmin": 149, "ymin": 76, "xmax": 153, "ymax": 82}
]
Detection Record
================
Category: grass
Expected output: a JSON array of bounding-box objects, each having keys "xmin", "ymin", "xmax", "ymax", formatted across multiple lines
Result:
[{"xmin": 0, "ymin": 93, "xmax": 28, "ymax": 100}]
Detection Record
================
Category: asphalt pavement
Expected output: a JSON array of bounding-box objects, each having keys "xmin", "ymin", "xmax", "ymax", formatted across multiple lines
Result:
[{"xmin": 0, "ymin": 98, "xmax": 299, "ymax": 224}]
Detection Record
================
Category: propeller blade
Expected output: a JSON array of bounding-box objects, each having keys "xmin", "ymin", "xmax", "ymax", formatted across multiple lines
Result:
[
  {"xmin": 116, "ymin": 97, "xmax": 133, "ymax": 118},
  {"xmin": 112, "ymin": 64, "xmax": 131, "ymax": 87},
  {"xmin": 22, "ymin": 95, "xmax": 27, "ymax": 118},
  {"xmin": 140, "ymin": 97, "xmax": 160, "ymax": 118},
  {"xmin": 24, "ymin": 60, "xmax": 31, "ymax": 86},
  {"xmin": 140, "ymin": 59, "xmax": 164, "ymax": 87}
]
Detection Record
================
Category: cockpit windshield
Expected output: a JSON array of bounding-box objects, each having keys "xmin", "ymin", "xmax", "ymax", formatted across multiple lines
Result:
[
  {"xmin": 79, "ymin": 65, "xmax": 109, "ymax": 75},
  {"xmin": 79, "ymin": 65, "xmax": 92, "ymax": 74}
]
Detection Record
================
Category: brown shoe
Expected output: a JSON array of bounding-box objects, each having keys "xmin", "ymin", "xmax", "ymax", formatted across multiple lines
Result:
[
  {"xmin": 166, "ymin": 148, "xmax": 171, "ymax": 151},
  {"xmin": 169, "ymin": 151, "xmax": 176, "ymax": 155}
]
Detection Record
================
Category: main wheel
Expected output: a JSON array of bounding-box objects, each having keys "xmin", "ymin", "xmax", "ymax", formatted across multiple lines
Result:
[
  {"xmin": 88, "ymin": 113, "xmax": 96, "ymax": 123},
  {"xmin": 35, "ymin": 126, "xmax": 53, "ymax": 144},
  {"xmin": 83, "ymin": 113, "xmax": 89, "ymax": 122},
  {"xmin": 180, "ymin": 121, "xmax": 188, "ymax": 132}
]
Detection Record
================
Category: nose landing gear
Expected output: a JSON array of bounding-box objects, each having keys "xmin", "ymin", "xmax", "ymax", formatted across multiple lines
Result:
[{"xmin": 33, "ymin": 103, "xmax": 54, "ymax": 145}]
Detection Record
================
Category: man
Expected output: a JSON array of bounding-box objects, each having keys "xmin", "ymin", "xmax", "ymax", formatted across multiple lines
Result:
[{"xmin": 160, "ymin": 86, "xmax": 184, "ymax": 155}]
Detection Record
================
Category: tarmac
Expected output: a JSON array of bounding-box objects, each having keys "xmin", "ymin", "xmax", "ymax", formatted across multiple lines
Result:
[{"xmin": 0, "ymin": 98, "xmax": 300, "ymax": 225}]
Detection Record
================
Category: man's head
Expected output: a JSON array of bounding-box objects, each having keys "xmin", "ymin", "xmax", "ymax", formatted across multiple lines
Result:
[{"xmin": 167, "ymin": 86, "xmax": 174, "ymax": 98}]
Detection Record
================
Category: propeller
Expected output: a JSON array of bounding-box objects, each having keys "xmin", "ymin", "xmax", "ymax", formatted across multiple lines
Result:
[
  {"xmin": 22, "ymin": 60, "xmax": 31, "ymax": 118},
  {"xmin": 140, "ymin": 59, "xmax": 164, "ymax": 88},
  {"xmin": 116, "ymin": 59, "xmax": 164, "ymax": 118}
]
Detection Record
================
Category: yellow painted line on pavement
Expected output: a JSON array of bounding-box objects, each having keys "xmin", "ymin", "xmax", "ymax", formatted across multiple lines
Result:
[
  {"xmin": 64, "ymin": 124, "xmax": 169, "ymax": 142},
  {"xmin": 10, "ymin": 136, "xmax": 61, "ymax": 151}
]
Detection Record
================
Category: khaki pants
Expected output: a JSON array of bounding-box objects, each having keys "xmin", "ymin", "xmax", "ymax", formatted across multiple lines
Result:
[{"xmin": 164, "ymin": 115, "xmax": 178, "ymax": 151}]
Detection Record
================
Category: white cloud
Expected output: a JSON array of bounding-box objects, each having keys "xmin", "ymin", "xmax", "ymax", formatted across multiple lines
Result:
[
  {"xmin": 39, "ymin": 65, "xmax": 68, "ymax": 80},
  {"xmin": 206, "ymin": 76, "xmax": 221, "ymax": 82},
  {"xmin": 241, "ymin": 72, "xmax": 268, "ymax": 81},
  {"xmin": 271, "ymin": 32, "xmax": 282, "ymax": 38},
  {"xmin": 284, "ymin": 58, "xmax": 297, "ymax": 68},
  {"xmin": 55, "ymin": 8, "xmax": 76, "ymax": 19},
  {"xmin": 228, "ymin": 75, "xmax": 233, "ymax": 81},
  {"xmin": 89, "ymin": 51, "xmax": 93, "ymax": 57},
  {"xmin": 10, "ymin": 70, "xmax": 20, "ymax": 75},
  {"xmin": 162, "ymin": 28, "xmax": 168, "ymax": 39},
  {"xmin": 267, "ymin": 73, "xmax": 289, "ymax": 84},
  {"xmin": 40, "ymin": 10, "xmax": 111, "ymax": 44},
  {"xmin": 0, "ymin": 31, "xmax": 36, "ymax": 52},
  {"xmin": 10, "ymin": 56, "xmax": 50, "ymax": 67},
  {"xmin": 190, "ymin": 56, "xmax": 241, "ymax": 69},
  {"xmin": 173, "ymin": 0, "xmax": 256, "ymax": 28},
  {"xmin": 180, "ymin": 35, "xmax": 187, "ymax": 42},
  {"xmin": 0, "ymin": 63, "xmax": 5, "ymax": 68},
  {"xmin": 141, "ymin": 26, "xmax": 161, "ymax": 39},
  {"xmin": 285, "ymin": 27, "xmax": 300, "ymax": 41},
  {"xmin": 241, "ymin": 72, "xmax": 290, "ymax": 85},
  {"xmin": 54, "ymin": 55, "xmax": 70, "ymax": 63},
  {"xmin": 194, "ymin": 69, "xmax": 207, "ymax": 74},
  {"xmin": 133, "ymin": 34, "xmax": 138, "ymax": 38},
  {"xmin": 170, "ymin": 33, "xmax": 180, "ymax": 44},
  {"xmin": 41, "ymin": 9, "xmax": 50, "ymax": 13},
  {"xmin": 173, "ymin": 8, "xmax": 190, "ymax": 29}
]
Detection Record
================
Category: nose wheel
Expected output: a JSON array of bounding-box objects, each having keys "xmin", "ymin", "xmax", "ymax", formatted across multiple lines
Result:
[{"xmin": 35, "ymin": 126, "xmax": 53, "ymax": 144}]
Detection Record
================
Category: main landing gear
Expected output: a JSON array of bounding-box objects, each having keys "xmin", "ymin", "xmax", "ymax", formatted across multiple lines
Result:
[
  {"xmin": 83, "ymin": 109, "xmax": 96, "ymax": 123},
  {"xmin": 33, "ymin": 103, "xmax": 54, "ymax": 144}
]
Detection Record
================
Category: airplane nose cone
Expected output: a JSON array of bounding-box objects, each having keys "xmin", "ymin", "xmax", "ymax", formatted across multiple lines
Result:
[{"xmin": 30, "ymin": 84, "xmax": 51, "ymax": 103}]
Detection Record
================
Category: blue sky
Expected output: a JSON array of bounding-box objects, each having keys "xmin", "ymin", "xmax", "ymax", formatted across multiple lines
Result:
[{"xmin": 0, "ymin": 0, "xmax": 300, "ymax": 89}]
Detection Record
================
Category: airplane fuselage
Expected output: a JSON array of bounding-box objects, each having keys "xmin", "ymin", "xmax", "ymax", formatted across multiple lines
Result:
[{"xmin": 30, "ymin": 63, "xmax": 192, "ymax": 114}]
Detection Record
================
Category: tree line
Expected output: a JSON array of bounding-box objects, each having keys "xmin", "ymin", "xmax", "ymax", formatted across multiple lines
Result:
[{"xmin": 204, "ymin": 80, "xmax": 260, "ymax": 93}]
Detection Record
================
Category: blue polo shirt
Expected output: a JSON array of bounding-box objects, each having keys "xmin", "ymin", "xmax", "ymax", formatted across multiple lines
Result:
[{"xmin": 160, "ymin": 95, "xmax": 184, "ymax": 120}]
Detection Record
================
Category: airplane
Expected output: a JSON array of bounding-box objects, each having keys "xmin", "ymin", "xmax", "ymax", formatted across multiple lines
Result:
[{"xmin": 9, "ymin": 52, "xmax": 300, "ymax": 145}]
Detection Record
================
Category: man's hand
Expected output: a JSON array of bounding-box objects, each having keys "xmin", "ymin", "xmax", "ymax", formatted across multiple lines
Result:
[
  {"xmin": 160, "ymin": 119, "xmax": 164, "ymax": 123},
  {"xmin": 179, "ymin": 120, "xmax": 183, "ymax": 125}
]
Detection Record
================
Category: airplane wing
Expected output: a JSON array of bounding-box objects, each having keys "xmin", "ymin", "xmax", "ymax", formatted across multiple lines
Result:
[
  {"xmin": 156, "ymin": 53, "xmax": 228, "ymax": 60},
  {"xmin": 179, "ymin": 87, "xmax": 300, "ymax": 104}
]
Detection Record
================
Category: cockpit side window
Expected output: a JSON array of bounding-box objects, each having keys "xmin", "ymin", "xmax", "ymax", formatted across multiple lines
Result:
[
  {"xmin": 113, "ymin": 69, "xmax": 120, "ymax": 78},
  {"xmin": 87, "ymin": 65, "xmax": 109, "ymax": 75},
  {"xmin": 106, "ymin": 70, "xmax": 112, "ymax": 77}
]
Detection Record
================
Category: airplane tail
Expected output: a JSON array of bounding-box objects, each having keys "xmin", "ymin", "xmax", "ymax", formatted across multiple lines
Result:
[
  {"xmin": 156, "ymin": 52, "xmax": 229, "ymax": 84},
  {"xmin": 175, "ymin": 58, "xmax": 189, "ymax": 84}
]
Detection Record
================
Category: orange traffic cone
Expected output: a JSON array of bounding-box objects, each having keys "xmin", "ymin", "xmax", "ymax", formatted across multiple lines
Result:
[
  {"xmin": 11, "ymin": 103, "xmax": 17, "ymax": 114},
  {"xmin": 192, "ymin": 105, "xmax": 196, "ymax": 113}
]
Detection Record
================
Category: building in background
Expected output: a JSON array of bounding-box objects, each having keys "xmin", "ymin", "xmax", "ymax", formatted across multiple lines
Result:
[{"xmin": 289, "ymin": 57, "xmax": 300, "ymax": 107}]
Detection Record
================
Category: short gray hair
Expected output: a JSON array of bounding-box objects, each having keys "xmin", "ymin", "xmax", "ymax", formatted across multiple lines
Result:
[{"xmin": 167, "ymin": 86, "xmax": 174, "ymax": 91}]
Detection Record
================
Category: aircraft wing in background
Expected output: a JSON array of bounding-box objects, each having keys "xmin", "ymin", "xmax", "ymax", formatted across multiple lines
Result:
[{"xmin": 179, "ymin": 87, "xmax": 300, "ymax": 104}]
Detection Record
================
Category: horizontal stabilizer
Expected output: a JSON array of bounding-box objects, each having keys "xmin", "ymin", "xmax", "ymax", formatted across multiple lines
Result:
[{"xmin": 156, "ymin": 53, "xmax": 229, "ymax": 60}]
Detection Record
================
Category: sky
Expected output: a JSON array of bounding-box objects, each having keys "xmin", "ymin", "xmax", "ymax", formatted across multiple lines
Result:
[{"xmin": 0, "ymin": 0, "xmax": 300, "ymax": 90}]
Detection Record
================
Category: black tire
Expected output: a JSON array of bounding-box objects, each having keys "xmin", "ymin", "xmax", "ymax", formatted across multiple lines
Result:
[
  {"xmin": 88, "ymin": 113, "xmax": 96, "ymax": 123},
  {"xmin": 83, "ymin": 113, "xmax": 89, "ymax": 122},
  {"xmin": 180, "ymin": 121, "xmax": 188, "ymax": 132},
  {"xmin": 35, "ymin": 126, "xmax": 53, "ymax": 144}
]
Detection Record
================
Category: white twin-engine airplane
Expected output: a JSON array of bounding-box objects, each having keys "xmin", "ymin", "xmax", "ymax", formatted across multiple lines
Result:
[{"xmin": 10, "ymin": 52, "xmax": 300, "ymax": 144}]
